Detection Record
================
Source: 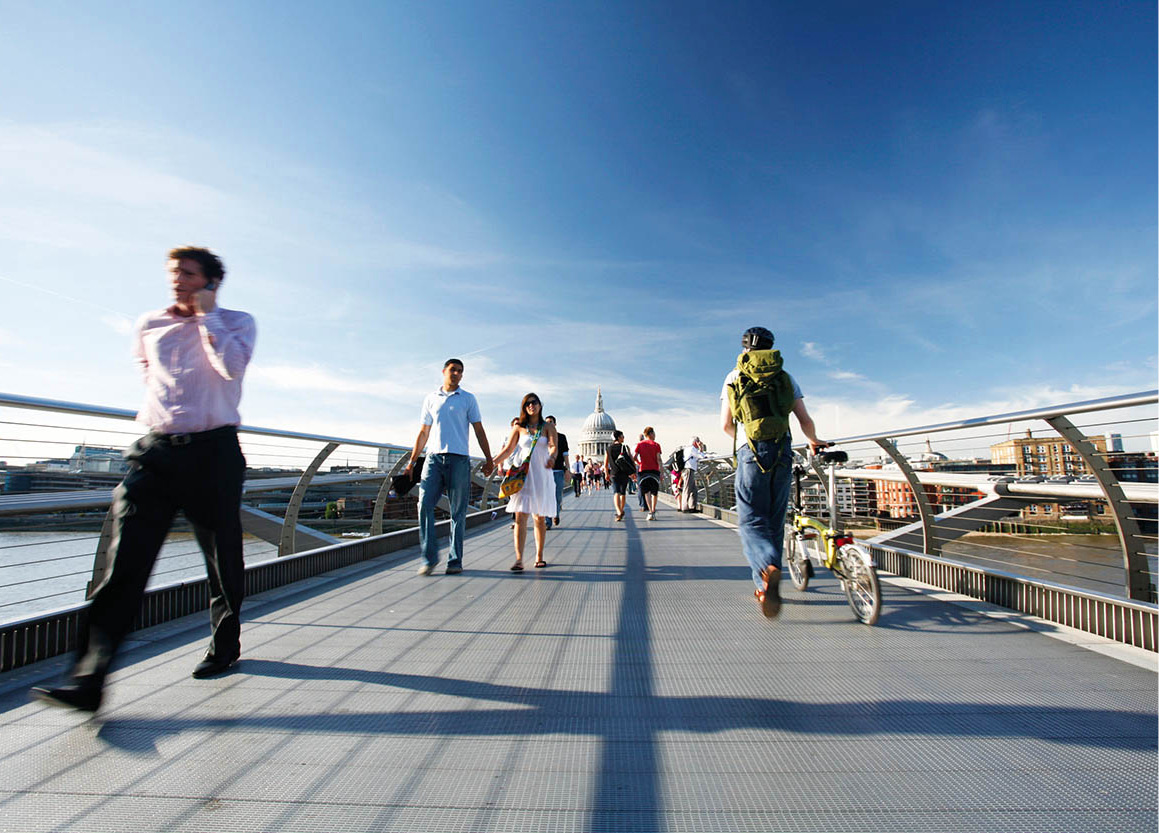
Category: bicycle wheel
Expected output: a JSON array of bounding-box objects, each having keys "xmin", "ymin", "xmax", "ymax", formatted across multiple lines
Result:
[
  {"xmin": 784, "ymin": 527, "xmax": 810, "ymax": 591},
  {"xmin": 839, "ymin": 543, "xmax": 881, "ymax": 625}
]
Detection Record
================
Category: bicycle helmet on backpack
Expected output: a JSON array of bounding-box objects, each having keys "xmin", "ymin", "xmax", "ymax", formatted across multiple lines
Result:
[{"xmin": 741, "ymin": 326, "xmax": 774, "ymax": 350}]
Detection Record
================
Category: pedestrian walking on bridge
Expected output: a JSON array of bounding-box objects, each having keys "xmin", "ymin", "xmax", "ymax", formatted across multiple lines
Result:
[
  {"xmin": 722, "ymin": 326, "xmax": 826, "ymax": 619},
  {"xmin": 635, "ymin": 427, "xmax": 663, "ymax": 521},
  {"xmin": 679, "ymin": 437, "xmax": 705, "ymax": 512},
  {"xmin": 405, "ymin": 359, "xmax": 495, "ymax": 576},
  {"xmin": 493, "ymin": 393, "xmax": 558, "ymax": 571},
  {"xmin": 33, "ymin": 246, "xmax": 256, "ymax": 713},
  {"xmin": 571, "ymin": 454, "xmax": 585, "ymax": 497},
  {"xmin": 544, "ymin": 415, "xmax": 568, "ymax": 528},
  {"xmin": 605, "ymin": 430, "xmax": 635, "ymax": 521}
]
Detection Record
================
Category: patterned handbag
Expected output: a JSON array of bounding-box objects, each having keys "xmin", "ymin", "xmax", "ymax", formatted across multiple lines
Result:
[{"xmin": 498, "ymin": 428, "xmax": 542, "ymax": 499}]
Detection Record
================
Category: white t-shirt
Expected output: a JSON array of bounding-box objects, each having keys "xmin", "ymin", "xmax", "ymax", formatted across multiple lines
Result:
[
  {"xmin": 721, "ymin": 369, "xmax": 802, "ymax": 446},
  {"xmin": 682, "ymin": 445, "xmax": 704, "ymax": 471}
]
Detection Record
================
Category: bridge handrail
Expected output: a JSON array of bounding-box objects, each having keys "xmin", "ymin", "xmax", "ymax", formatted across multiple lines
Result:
[
  {"xmin": 809, "ymin": 389, "xmax": 1157, "ymax": 447},
  {"xmin": 0, "ymin": 390, "xmax": 510, "ymax": 620},
  {"xmin": 689, "ymin": 389, "xmax": 1157, "ymax": 603},
  {"xmin": 0, "ymin": 392, "xmax": 412, "ymax": 450}
]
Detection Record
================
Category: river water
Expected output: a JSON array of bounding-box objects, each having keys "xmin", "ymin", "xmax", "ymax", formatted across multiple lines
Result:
[{"xmin": 0, "ymin": 531, "xmax": 279, "ymax": 625}]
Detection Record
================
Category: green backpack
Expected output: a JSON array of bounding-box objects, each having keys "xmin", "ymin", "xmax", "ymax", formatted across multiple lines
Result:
[{"xmin": 727, "ymin": 349, "xmax": 796, "ymax": 463}]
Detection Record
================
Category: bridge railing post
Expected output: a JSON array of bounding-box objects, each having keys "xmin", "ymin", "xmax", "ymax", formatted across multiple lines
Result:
[
  {"xmin": 1045, "ymin": 415, "xmax": 1154, "ymax": 602},
  {"xmin": 874, "ymin": 437, "xmax": 940, "ymax": 556},
  {"xmin": 279, "ymin": 442, "xmax": 339, "ymax": 556}
]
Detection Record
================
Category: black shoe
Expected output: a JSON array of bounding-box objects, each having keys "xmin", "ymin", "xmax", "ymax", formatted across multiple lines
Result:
[
  {"xmin": 192, "ymin": 654, "xmax": 239, "ymax": 679},
  {"xmin": 30, "ymin": 684, "xmax": 101, "ymax": 713},
  {"xmin": 445, "ymin": 561, "xmax": 463, "ymax": 575}
]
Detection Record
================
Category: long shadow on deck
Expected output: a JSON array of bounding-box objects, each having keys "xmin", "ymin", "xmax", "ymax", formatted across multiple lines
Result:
[
  {"xmin": 15, "ymin": 502, "xmax": 1157, "ymax": 831},
  {"xmin": 91, "ymin": 507, "xmax": 1157, "ymax": 788}
]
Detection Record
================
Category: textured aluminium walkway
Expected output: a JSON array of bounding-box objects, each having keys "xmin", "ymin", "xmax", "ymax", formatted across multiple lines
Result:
[{"xmin": 0, "ymin": 491, "xmax": 1155, "ymax": 832}]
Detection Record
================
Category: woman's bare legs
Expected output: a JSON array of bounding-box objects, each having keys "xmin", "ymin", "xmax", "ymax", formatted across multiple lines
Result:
[
  {"xmin": 513, "ymin": 512, "xmax": 529, "ymax": 566},
  {"xmin": 532, "ymin": 515, "xmax": 547, "ymax": 565}
]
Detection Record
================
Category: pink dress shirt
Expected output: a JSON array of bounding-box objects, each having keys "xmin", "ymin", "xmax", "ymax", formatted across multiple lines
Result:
[{"xmin": 132, "ymin": 306, "xmax": 257, "ymax": 434}]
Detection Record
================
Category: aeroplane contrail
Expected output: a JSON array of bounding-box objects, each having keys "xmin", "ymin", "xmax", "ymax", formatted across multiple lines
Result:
[{"xmin": 0, "ymin": 274, "xmax": 134, "ymax": 323}]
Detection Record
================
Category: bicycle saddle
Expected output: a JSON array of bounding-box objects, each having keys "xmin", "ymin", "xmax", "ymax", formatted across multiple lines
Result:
[{"xmin": 817, "ymin": 450, "xmax": 848, "ymax": 464}]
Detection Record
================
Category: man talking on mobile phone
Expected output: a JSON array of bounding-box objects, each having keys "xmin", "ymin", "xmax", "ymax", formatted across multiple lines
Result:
[{"xmin": 32, "ymin": 246, "xmax": 257, "ymax": 712}]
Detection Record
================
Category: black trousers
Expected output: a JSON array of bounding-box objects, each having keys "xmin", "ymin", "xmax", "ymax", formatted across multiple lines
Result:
[{"xmin": 72, "ymin": 428, "xmax": 247, "ymax": 687}]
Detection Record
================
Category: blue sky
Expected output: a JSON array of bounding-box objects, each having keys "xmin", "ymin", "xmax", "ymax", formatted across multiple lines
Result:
[{"xmin": 1, "ymin": 1, "xmax": 1155, "ymax": 459}]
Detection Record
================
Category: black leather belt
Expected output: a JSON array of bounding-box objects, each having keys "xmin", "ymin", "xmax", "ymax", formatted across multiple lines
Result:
[{"xmin": 152, "ymin": 425, "xmax": 237, "ymax": 447}]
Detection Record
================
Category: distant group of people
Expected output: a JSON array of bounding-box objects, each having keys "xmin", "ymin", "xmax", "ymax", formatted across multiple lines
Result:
[
  {"xmin": 32, "ymin": 246, "xmax": 826, "ymax": 715},
  {"xmin": 568, "ymin": 456, "xmax": 607, "ymax": 492},
  {"xmin": 400, "ymin": 324, "xmax": 828, "ymax": 623}
]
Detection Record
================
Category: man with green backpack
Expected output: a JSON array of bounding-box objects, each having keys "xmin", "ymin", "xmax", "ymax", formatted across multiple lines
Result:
[{"xmin": 721, "ymin": 326, "xmax": 827, "ymax": 618}]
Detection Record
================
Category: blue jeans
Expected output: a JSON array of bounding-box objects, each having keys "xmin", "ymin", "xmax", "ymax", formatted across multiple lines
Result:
[
  {"xmin": 734, "ymin": 436, "xmax": 793, "ymax": 588},
  {"xmin": 552, "ymin": 470, "xmax": 564, "ymax": 518},
  {"xmin": 418, "ymin": 453, "xmax": 470, "ymax": 566}
]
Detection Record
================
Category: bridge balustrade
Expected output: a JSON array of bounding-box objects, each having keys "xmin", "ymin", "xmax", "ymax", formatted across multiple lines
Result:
[
  {"xmin": 683, "ymin": 391, "xmax": 1158, "ymax": 649},
  {"xmin": 0, "ymin": 390, "xmax": 1156, "ymax": 670},
  {"xmin": 0, "ymin": 393, "xmax": 511, "ymax": 670}
]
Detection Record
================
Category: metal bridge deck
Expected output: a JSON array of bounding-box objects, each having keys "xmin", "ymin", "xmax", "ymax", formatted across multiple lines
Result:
[{"xmin": 0, "ymin": 492, "xmax": 1155, "ymax": 832}]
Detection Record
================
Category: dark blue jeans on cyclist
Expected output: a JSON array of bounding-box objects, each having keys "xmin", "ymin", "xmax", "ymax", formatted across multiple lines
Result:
[{"xmin": 734, "ymin": 435, "xmax": 793, "ymax": 589}]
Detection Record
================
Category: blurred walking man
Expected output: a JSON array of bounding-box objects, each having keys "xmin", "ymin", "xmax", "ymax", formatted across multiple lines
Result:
[{"xmin": 33, "ymin": 246, "xmax": 257, "ymax": 712}]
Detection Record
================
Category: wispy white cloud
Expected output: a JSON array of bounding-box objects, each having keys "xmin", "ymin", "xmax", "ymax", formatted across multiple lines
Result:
[
  {"xmin": 0, "ymin": 124, "xmax": 225, "ymax": 210},
  {"xmin": 247, "ymin": 356, "xmax": 573, "ymax": 405},
  {"xmin": 783, "ymin": 331, "xmax": 888, "ymax": 393},
  {"xmin": 0, "ymin": 122, "xmax": 506, "ymax": 276},
  {"xmin": 828, "ymin": 370, "xmax": 868, "ymax": 383},
  {"xmin": 801, "ymin": 342, "xmax": 827, "ymax": 361}
]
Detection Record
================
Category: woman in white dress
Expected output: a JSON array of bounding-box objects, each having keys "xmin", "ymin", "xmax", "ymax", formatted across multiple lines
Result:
[{"xmin": 492, "ymin": 392, "xmax": 559, "ymax": 571}]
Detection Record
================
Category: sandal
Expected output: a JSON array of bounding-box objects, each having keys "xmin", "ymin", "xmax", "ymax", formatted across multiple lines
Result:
[
  {"xmin": 510, "ymin": 561, "xmax": 524, "ymax": 572},
  {"xmin": 534, "ymin": 560, "xmax": 547, "ymax": 568}
]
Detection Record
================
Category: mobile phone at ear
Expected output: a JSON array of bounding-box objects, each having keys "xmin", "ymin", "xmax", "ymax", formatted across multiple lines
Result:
[{"xmin": 204, "ymin": 278, "xmax": 218, "ymax": 291}]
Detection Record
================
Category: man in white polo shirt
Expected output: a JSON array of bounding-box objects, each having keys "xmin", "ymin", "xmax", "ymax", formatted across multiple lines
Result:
[{"xmin": 404, "ymin": 359, "xmax": 494, "ymax": 575}]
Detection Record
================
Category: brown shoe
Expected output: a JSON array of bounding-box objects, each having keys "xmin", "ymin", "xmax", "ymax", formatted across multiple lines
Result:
[{"xmin": 759, "ymin": 566, "xmax": 782, "ymax": 619}]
